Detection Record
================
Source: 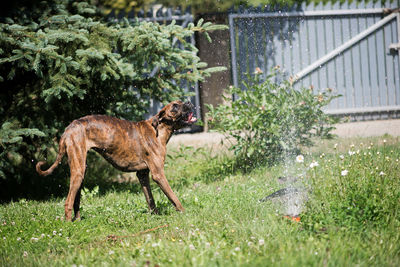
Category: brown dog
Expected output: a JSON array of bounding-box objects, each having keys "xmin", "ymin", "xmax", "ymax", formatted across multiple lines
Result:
[{"xmin": 36, "ymin": 100, "xmax": 197, "ymax": 221}]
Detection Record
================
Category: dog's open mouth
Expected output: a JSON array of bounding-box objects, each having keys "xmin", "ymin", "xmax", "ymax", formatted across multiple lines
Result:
[{"xmin": 184, "ymin": 112, "xmax": 197, "ymax": 124}]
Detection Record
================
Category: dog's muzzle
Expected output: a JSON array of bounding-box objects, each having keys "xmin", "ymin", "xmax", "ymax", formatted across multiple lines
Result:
[{"xmin": 182, "ymin": 102, "xmax": 197, "ymax": 124}]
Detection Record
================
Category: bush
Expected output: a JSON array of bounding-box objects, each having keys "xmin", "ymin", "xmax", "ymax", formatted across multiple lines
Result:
[{"xmin": 206, "ymin": 71, "xmax": 340, "ymax": 166}]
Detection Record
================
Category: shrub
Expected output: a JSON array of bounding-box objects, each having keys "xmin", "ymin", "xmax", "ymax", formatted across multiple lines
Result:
[{"xmin": 206, "ymin": 71, "xmax": 340, "ymax": 166}]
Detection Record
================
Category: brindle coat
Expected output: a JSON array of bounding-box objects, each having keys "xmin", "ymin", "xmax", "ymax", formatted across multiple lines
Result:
[{"xmin": 36, "ymin": 101, "xmax": 196, "ymax": 221}]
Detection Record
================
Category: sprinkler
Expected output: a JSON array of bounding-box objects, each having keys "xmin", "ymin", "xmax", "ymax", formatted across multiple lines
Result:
[{"xmin": 259, "ymin": 176, "xmax": 308, "ymax": 222}]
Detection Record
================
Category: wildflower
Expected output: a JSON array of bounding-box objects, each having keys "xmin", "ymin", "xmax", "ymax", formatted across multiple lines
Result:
[
  {"xmin": 320, "ymin": 153, "xmax": 325, "ymax": 159},
  {"xmin": 247, "ymin": 241, "xmax": 253, "ymax": 246},
  {"xmin": 309, "ymin": 161, "xmax": 319, "ymax": 168},
  {"xmin": 53, "ymin": 231, "xmax": 57, "ymax": 235},
  {"xmin": 205, "ymin": 242, "xmax": 211, "ymax": 248},
  {"xmin": 258, "ymin": 239, "xmax": 265, "ymax": 246},
  {"xmin": 341, "ymin": 170, "xmax": 349, "ymax": 176},
  {"xmin": 189, "ymin": 244, "xmax": 195, "ymax": 250},
  {"xmin": 317, "ymin": 94, "xmax": 324, "ymax": 103},
  {"xmin": 17, "ymin": 237, "xmax": 21, "ymax": 241},
  {"xmin": 296, "ymin": 155, "xmax": 304, "ymax": 163},
  {"xmin": 348, "ymin": 150, "xmax": 356, "ymax": 156},
  {"xmin": 379, "ymin": 171, "xmax": 385, "ymax": 176},
  {"xmin": 339, "ymin": 155, "xmax": 344, "ymax": 160},
  {"xmin": 234, "ymin": 247, "xmax": 240, "ymax": 251},
  {"xmin": 30, "ymin": 237, "xmax": 39, "ymax": 242},
  {"xmin": 23, "ymin": 251, "xmax": 28, "ymax": 257},
  {"xmin": 109, "ymin": 250, "xmax": 115, "ymax": 255},
  {"xmin": 334, "ymin": 143, "xmax": 338, "ymax": 149},
  {"xmin": 383, "ymin": 139, "xmax": 387, "ymax": 144},
  {"xmin": 254, "ymin": 67, "xmax": 263, "ymax": 74}
]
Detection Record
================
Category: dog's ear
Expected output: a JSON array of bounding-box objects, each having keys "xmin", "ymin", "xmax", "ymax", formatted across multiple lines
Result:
[
  {"xmin": 151, "ymin": 110, "xmax": 165, "ymax": 137},
  {"xmin": 151, "ymin": 116, "xmax": 159, "ymax": 137}
]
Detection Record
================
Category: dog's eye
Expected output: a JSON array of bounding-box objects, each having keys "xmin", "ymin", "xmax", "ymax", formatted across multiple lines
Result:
[{"xmin": 172, "ymin": 103, "xmax": 179, "ymax": 113}]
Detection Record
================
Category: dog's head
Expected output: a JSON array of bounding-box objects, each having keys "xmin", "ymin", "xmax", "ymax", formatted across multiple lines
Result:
[{"xmin": 152, "ymin": 100, "xmax": 197, "ymax": 133}]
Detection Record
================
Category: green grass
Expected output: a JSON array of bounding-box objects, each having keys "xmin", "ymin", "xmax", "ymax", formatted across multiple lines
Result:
[{"xmin": 1, "ymin": 135, "xmax": 400, "ymax": 266}]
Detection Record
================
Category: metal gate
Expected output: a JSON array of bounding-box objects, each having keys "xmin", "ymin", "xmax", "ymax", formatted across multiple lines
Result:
[{"xmin": 229, "ymin": 1, "xmax": 400, "ymax": 120}]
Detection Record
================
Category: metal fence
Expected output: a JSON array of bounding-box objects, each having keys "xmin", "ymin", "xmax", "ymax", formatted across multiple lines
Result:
[{"xmin": 229, "ymin": 0, "xmax": 400, "ymax": 120}]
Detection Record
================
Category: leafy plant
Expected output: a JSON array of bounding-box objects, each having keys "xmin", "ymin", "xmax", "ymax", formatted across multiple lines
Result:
[{"xmin": 206, "ymin": 71, "xmax": 340, "ymax": 166}]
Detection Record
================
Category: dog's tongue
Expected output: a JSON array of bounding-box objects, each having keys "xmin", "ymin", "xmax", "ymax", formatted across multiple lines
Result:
[{"xmin": 187, "ymin": 112, "xmax": 197, "ymax": 123}]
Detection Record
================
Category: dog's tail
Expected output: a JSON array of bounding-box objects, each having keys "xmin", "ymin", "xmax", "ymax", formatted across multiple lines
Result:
[{"xmin": 36, "ymin": 136, "xmax": 66, "ymax": 176}]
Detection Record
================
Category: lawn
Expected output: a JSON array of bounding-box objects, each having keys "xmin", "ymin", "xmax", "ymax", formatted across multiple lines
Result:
[{"xmin": 1, "ymin": 135, "xmax": 399, "ymax": 266}]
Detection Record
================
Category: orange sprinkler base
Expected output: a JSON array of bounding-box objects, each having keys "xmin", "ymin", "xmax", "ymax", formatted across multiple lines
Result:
[{"xmin": 284, "ymin": 215, "xmax": 300, "ymax": 222}]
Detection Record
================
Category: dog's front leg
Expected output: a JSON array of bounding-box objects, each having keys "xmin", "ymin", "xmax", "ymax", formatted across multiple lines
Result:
[
  {"xmin": 136, "ymin": 169, "xmax": 159, "ymax": 214},
  {"xmin": 147, "ymin": 161, "xmax": 184, "ymax": 212}
]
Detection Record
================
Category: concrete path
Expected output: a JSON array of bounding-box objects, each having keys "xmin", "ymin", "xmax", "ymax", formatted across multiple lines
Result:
[
  {"xmin": 169, "ymin": 119, "xmax": 400, "ymax": 147},
  {"xmin": 332, "ymin": 119, "xmax": 400, "ymax": 137}
]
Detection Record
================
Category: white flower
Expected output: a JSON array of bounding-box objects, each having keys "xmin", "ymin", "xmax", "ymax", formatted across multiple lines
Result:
[
  {"xmin": 234, "ymin": 247, "xmax": 240, "ymax": 251},
  {"xmin": 334, "ymin": 143, "xmax": 338, "ymax": 149},
  {"xmin": 17, "ymin": 237, "xmax": 21, "ymax": 241},
  {"xmin": 189, "ymin": 244, "xmax": 195, "ymax": 250},
  {"xmin": 379, "ymin": 171, "xmax": 385, "ymax": 176},
  {"xmin": 258, "ymin": 239, "xmax": 265, "ymax": 246},
  {"xmin": 109, "ymin": 250, "xmax": 115, "ymax": 255},
  {"xmin": 23, "ymin": 251, "xmax": 28, "ymax": 257},
  {"xmin": 53, "ymin": 231, "xmax": 57, "ymax": 235},
  {"xmin": 295, "ymin": 155, "xmax": 304, "ymax": 163},
  {"xmin": 339, "ymin": 155, "xmax": 344, "ymax": 159},
  {"xmin": 348, "ymin": 150, "xmax": 356, "ymax": 156},
  {"xmin": 309, "ymin": 161, "xmax": 319, "ymax": 168},
  {"xmin": 341, "ymin": 170, "xmax": 349, "ymax": 176},
  {"xmin": 30, "ymin": 237, "xmax": 39, "ymax": 242},
  {"xmin": 247, "ymin": 241, "xmax": 253, "ymax": 246}
]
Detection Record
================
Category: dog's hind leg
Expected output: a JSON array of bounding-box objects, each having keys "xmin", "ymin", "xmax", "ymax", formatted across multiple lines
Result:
[
  {"xmin": 64, "ymin": 140, "xmax": 87, "ymax": 222},
  {"xmin": 137, "ymin": 169, "xmax": 158, "ymax": 214}
]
